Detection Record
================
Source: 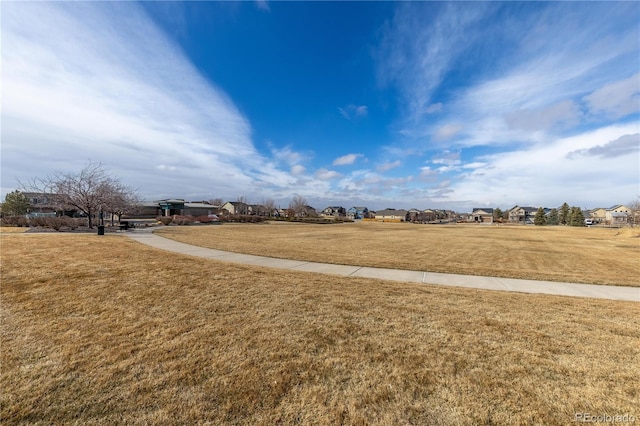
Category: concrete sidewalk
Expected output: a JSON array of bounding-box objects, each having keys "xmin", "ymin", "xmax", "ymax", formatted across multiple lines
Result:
[{"xmin": 126, "ymin": 230, "xmax": 639, "ymax": 302}]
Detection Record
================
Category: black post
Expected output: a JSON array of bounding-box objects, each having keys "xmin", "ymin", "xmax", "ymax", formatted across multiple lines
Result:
[{"xmin": 97, "ymin": 209, "xmax": 105, "ymax": 236}]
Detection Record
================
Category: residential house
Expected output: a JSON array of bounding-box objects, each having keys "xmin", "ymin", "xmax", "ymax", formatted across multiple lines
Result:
[
  {"xmin": 407, "ymin": 208, "xmax": 422, "ymax": 222},
  {"xmin": 589, "ymin": 208, "xmax": 607, "ymax": 224},
  {"xmin": 442, "ymin": 210, "xmax": 457, "ymax": 221},
  {"xmin": 248, "ymin": 204, "xmax": 269, "ymax": 216},
  {"xmin": 421, "ymin": 209, "xmax": 451, "ymax": 222},
  {"xmin": 347, "ymin": 206, "xmax": 369, "ymax": 220},
  {"xmin": 587, "ymin": 205, "xmax": 631, "ymax": 225},
  {"xmin": 456, "ymin": 212, "xmax": 470, "ymax": 222},
  {"xmin": 471, "ymin": 208, "xmax": 494, "ymax": 223},
  {"xmin": 508, "ymin": 206, "xmax": 538, "ymax": 223},
  {"xmin": 374, "ymin": 209, "xmax": 408, "ymax": 222},
  {"xmin": 320, "ymin": 206, "xmax": 346, "ymax": 219},
  {"xmin": 605, "ymin": 205, "xmax": 631, "ymax": 226},
  {"xmin": 302, "ymin": 205, "xmax": 318, "ymax": 217},
  {"xmin": 22, "ymin": 192, "xmax": 58, "ymax": 217},
  {"xmin": 421, "ymin": 209, "xmax": 437, "ymax": 222},
  {"xmin": 221, "ymin": 201, "xmax": 249, "ymax": 215}
]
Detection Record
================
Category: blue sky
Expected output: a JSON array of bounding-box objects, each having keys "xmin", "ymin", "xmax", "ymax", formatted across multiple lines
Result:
[{"xmin": 2, "ymin": 1, "xmax": 639, "ymax": 211}]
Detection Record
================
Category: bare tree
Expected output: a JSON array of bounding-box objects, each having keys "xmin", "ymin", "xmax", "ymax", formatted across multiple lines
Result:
[
  {"xmin": 261, "ymin": 198, "xmax": 276, "ymax": 216},
  {"xmin": 21, "ymin": 161, "xmax": 138, "ymax": 228},
  {"xmin": 629, "ymin": 195, "xmax": 640, "ymax": 227},
  {"xmin": 208, "ymin": 198, "xmax": 224, "ymax": 207},
  {"xmin": 236, "ymin": 195, "xmax": 249, "ymax": 204},
  {"xmin": 103, "ymin": 182, "xmax": 142, "ymax": 225},
  {"xmin": 288, "ymin": 195, "xmax": 308, "ymax": 217}
]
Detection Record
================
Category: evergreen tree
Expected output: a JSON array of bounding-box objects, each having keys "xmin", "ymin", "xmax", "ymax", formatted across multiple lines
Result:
[
  {"xmin": 547, "ymin": 208, "xmax": 559, "ymax": 225},
  {"xmin": 559, "ymin": 202, "xmax": 570, "ymax": 225},
  {"xmin": 1, "ymin": 190, "xmax": 30, "ymax": 216},
  {"xmin": 569, "ymin": 206, "xmax": 585, "ymax": 226},
  {"xmin": 534, "ymin": 207, "xmax": 547, "ymax": 226},
  {"xmin": 494, "ymin": 207, "xmax": 503, "ymax": 222}
]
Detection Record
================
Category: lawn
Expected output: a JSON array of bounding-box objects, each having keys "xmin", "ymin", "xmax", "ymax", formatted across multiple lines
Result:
[
  {"xmin": 0, "ymin": 227, "xmax": 28, "ymax": 234},
  {"xmin": 156, "ymin": 222, "xmax": 640, "ymax": 287},
  {"xmin": 1, "ymin": 233, "xmax": 639, "ymax": 425}
]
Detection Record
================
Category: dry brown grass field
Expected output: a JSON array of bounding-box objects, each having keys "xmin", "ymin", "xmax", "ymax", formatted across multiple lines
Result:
[
  {"xmin": 1, "ymin": 233, "xmax": 639, "ymax": 425},
  {"xmin": 157, "ymin": 222, "xmax": 640, "ymax": 287},
  {"xmin": 0, "ymin": 227, "xmax": 28, "ymax": 234}
]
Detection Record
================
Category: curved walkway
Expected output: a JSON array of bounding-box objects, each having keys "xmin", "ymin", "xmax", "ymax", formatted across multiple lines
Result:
[{"xmin": 126, "ymin": 229, "xmax": 639, "ymax": 302}]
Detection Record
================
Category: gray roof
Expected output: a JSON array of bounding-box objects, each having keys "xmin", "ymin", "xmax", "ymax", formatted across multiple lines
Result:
[
  {"xmin": 375, "ymin": 209, "xmax": 408, "ymax": 216},
  {"xmin": 472, "ymin": 208, "xmax": 494, "ymax": 214}
]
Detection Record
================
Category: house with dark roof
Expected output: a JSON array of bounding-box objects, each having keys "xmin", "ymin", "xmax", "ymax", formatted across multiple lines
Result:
[
  {"xmin": 221, "ymin": 201, "xmax": 249, "ymax": 215},
  {"xmin": 471, "ymin": 208, "xmax": 494, "ymax": 223},
  {"xmin": 320, "ymin": 206, "xmax": 346, "ymax": 218},
  {"xmin": 605, "ymin": 205, "xmax": 631, "ymax": 226},
  {"xmin": 152, "ymin": 199, "xmax": 220, "ymax": 217},
  {"xmin": 508, "ymin": 206, "xmax": 538, "ymax": 223},
  {"xmin": 347, "ymin": 206, "xmax": 369, "ymax": 220},
  {"xmin": 21, "ymin": 192, "xmax": 59, "ymax": 217}
]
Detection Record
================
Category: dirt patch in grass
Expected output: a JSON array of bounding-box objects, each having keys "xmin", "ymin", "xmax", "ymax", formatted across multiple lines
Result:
[
  {"xmin": 156, "ymin": 222, "xmax": 640, "ymax": 286},
  {"xmin": 1, "ymin": 233, "xmax": 639, "ymax": 424}
]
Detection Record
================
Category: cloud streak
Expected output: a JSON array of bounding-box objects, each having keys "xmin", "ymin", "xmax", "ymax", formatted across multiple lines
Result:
[
  {"xmin": 2, "ymin": 2, "xmax": 295, "ymax": 200},
  {"xmin": 567, "ymin": 133, "xmax": 640, "ymax": 160},
  {"xmin": 338, "ymin": 104, "xmax": 368, "ymax": 120}
]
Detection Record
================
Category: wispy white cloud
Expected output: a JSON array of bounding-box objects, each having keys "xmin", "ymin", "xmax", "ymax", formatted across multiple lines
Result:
[
  {"xmin": 270, "ymin": 144, "xmax": 308, "ymax": 166},
  {"xmin": 418, "ymin": 166, "xmax": 437, "ymax": 181},
  {"xmin": 291, "ymin": 165, "xmax": 306, "ymax": 175},
  {"xmin": 377, "ymin": 2, "xmax": 491, "ymax": 120},
  {"xmin": 431, "ymin": 150, "xmax": 461, "ymax": 167},
  {"xmin": 376, "ymin": 160, "xmax": 402, "ymax": 173},
  {"xmin": 444, "ymin": 124, "xmax": 640, "ymax": 208},
  {"xmin": 379, "ymin": 2, "xmax": 639, "ymax": 149},
  {"xmin": 255, "ymin": 0, "xmax": 270, "ymax": 12},
  {"xmin": 567, "ymin": 133, "xmax": 639, "ymax": 160},
  {"xmin": 1, "ymin": 2, "xmax": 300, "ymax": 201},
  {"xmin": 504, "ymin": 100, "xmax": 582, "ymax": 133},
  {"xmin": 583, "ymin": 73, "xmax": 640, "ymax": 120},
  {"xmin": 338, "ymin": 104, "xmax": 368, "ymax": 120},
  {"xmin": 315, "ymin": 169, "xmax": 342, "ymax": 180},
  {"xmin": 333, "ymin": 153, "xmax": 364, "ymax": 166},
  {"xmin": 434, "ymin": 124, "xmax": 463, "ymax": 142},
  {"xmin": 425, "ymin": 103, "xmax": 443, "ymax": 114}
]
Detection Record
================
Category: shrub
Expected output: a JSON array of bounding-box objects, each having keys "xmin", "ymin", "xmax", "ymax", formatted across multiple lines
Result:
[
  {"xmin": 47, "ymin": 217, "xmax": 71, "ymax": 231},
  {"xmin": 49, "ymin": 218, "xmax": 62, "ymax": 231},
  {"xmin": 29, "ymin": 216, "xmax": 48, "ymax": 227},
  {"xmin": 195, "ymin": 215, "xmax": 213, "ymax": 223},
  {"xmin": 1, "ymin": 216, "xmax": 29, "ymax": 227},
  {"xmin": 157, "ymin": 216, "xmax": 172, "ymax": 226},
  {"xmin": 172, "ymin": 215, "xmax": 195, "ymax": 225},
  {"xmin": 66, "ymin": 218, "xmax": 81, "ymax": 230},
  {"xmin": 75, "ymin": 218, "xmax": 89, "ymax": 227}
]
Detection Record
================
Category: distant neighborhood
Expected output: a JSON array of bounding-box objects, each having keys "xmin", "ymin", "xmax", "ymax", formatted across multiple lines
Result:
[
  {"xmin": 3, "ymin": 163, "xmax": 637, "ymax": 228},
  {"xmin": 5, "ymin": 192, "xmax": 637, "ymax": 227}
]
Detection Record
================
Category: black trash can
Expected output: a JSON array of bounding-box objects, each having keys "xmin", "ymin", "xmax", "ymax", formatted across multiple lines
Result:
[{"xmin": 97, "ymin": 225, "xmax": 105, "ymax": 235}]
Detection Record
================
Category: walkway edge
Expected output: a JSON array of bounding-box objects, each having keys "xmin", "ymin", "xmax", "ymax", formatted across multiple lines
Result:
[{"xmin": 125, "ymin": 230, "xmax": 640, "ymax": 302}]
